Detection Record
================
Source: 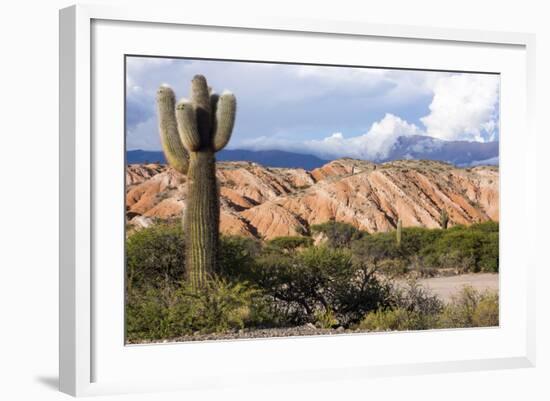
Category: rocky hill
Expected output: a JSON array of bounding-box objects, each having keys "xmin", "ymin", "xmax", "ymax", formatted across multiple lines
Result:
[{"xmin": 126, "ymin": 159, "xmax": 499, "ymax": 239}]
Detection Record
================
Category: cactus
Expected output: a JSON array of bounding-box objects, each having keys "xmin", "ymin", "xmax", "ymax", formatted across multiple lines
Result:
[
  {"xmin": 156, "ymin": 75, "xmax": 236, "ymax": 289},
  {"xmin": 396, "ymin": 217, "xmax": 402, "ymax": 247},
  {"xmin": 440, "ymin": 209, "xmax": 449, "ymax": 229}
]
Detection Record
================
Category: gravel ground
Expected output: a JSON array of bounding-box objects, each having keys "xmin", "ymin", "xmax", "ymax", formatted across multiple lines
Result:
[
  {"xmin": 416, "ymin": 273, "xmax": 499, "ymax": 303},
  {"xmin": 128, "ymin": 323, "xmax": 360, "ymax": 344}
]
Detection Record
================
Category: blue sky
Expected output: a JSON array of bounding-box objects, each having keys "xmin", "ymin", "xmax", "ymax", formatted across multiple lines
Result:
[{"xmin": 126, "ymin": 57, "xmax": 500, "ymax": 160}]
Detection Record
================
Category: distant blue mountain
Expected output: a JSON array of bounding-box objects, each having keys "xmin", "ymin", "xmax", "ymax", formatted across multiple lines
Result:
[
  {"xmin": 383, "ymin": 135, "xmax": 499, "ymax": 167},
  {"xmin": 127, "ymin": 136, "xmax": 498, "ymax": 170},
  {"xmin": 127, "ymin": 149, "xmax": 329, "ymax": 170}
]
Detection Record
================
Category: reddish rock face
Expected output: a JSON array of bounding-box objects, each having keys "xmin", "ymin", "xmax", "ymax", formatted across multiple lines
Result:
[{"xmin": 126, "ymin": 159, "xmax": 499, "ymax": 240}]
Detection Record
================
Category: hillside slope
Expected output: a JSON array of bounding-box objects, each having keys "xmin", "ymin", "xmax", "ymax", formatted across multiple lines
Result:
[{"xmin": 126, "ymin": 159, "xmax": 499, "ymax": 239}]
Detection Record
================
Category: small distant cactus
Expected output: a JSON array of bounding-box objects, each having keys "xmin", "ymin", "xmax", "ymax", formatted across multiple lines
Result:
[
  {"xmin": 156, "ymin": 75, "xmax": 236, "ymax": 289},
  {"xmin": 396, "ymin": 217, "xmax": 402, "ymax": 247},
  {"xmin": 440, "ymin": 209, "xmax": 449, "ymax": 230}
]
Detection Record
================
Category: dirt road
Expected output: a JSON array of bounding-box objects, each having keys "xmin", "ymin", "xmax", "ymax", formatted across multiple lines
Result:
[{"xmin": 417, "ymin": 273, "xmax": 499, "ymax": 303}]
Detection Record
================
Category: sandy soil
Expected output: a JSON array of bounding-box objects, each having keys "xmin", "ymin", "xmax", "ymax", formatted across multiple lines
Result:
[{"xmin": 417, "ymin": 273, "xmax": 499, "ymax": 302}]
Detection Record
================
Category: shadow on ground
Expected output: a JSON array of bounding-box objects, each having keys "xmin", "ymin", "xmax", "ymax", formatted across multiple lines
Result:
[{"xmin": 35, "ymin": 376, "xmax": 58, "ymax": 391}]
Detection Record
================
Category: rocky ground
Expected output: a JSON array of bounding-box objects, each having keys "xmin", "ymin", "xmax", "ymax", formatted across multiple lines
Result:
[{"xmin": 127, "ymin": 323, "xmax": 363, "ymax": 345}]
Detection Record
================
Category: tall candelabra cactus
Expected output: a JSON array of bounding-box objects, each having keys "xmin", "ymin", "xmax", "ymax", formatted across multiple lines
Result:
[
  {"xmin": 439, "ymin": 209, "xmax": 449, "ymax": 230},
  {"xmin": 396, "ymin": 217, "xmax": 402, "ymax": 247},
  {"xmin": 156, "ymin": 75, "xmax": 236, "ymax": 289}
]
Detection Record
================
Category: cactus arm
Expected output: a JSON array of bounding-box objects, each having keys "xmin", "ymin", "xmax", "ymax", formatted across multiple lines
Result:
[
  {"xmin": 176, "ymin": 100, "xmax": 201, "ymax": 151},
  {"xmin": 190, "ymin": 75, "xmax": 212, "ymax": 145},
  {"xmin": 156, "ymin": 85, "xmax": 189, "ymax": 174},
  {"xmin": 210, "ymin": 92, "xmax": 219, "ymax": 126},
  {"xmin": 212, "ymin": 91, "xmax": 236, "ymax": 152}
]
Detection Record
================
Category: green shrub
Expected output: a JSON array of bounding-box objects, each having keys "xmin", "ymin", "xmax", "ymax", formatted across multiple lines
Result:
[
  {"xmin": 168, "ymin": 278, "xmax": 259, "ymax": 335},
  {"xmin": 439, "ymin": 286, "xmax": 499, "ymax": 328},
  {"xmin": 470, "ymin": 221, "xmax": 499, "ymax": 233},
  {"xmin": 477, "ymin": 232, "xmax": 499, "ymax": 272},
  {"xmin": 314, "ymin": 308, "xmax": 339, "ymax": 329},
  {"xmin": 358, "ymin": 308, "xmax": 417, "ymax": 331},
  {"xmin": 310, "ymin": 221, "xmax": 364, "ymax": 248},
  {"xmin": 357, "ymin": 284, "xmax": 497, "ymax": 332},
  {"xmin": 254, "ymin": 246, "xmax": 392, "ymax": 326},
  {"xmin": 391, "ymin": 280, "xmax": 444, "ymax": 317},
  {"xmin": 126, "ymin": 277, "xmax": 281, "ymax": 342},
  {"xmin": 125, "ymin": 220, "xmax": 499, "ymax": 341},
  {"xmin": 126, "ymin": 223, "xmax": 184, "ymax": 291},
  {"xmin": 358, "ymin": 280, "xmax": 444, "ymax": 332},
  {"xmin": 126, "ymin": 287, "xmax": 175, "ymax": 341},
  {"xmin": 126, "ymin": 225, "xmax": 263, "ymax": 290},
  {"xmin": 472, "ymin": 292, "xmax": 499, "ymax": 327},
  {"xmin": 266, "ymin": 236, "xmax": 313, "ymax": 252},
  {"xmin": 217, "ymin": 235, "xmax": 260, "ymax": 280},
  {"xmin": 351, "ymin": 232, "xmax": 400, "ymax": 264},
  {"xmin": 421, "ymin": 223, "xmax": 499, "ymax": 273},
  {"xmin": 422, "ymin": 230, "xmax": 484, "ymax": 272},
  {"xmin": 351, "ymin": 222, "xmax": 498, "ymax": 274}
]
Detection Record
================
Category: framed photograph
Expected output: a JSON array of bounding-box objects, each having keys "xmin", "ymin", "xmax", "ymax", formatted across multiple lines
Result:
[{"xmin": 59, "ymin": 4, "xmax": 536, "ymax": 397}]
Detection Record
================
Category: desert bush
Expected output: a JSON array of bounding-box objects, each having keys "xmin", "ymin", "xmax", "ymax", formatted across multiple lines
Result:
[
  {"xmin": 358, "ymin": 280, "xmax": 444, "ymax": 332},
  {"xmin": 217, "ymin": 235, "xmax": 260, "ymax": 280},
  {"xmin": 351, "ymin": 232, "xmax": 400, "ymax": 264},
  {"xmin": 126, "ymin": 287, "xmax": 175, "ymax": 341},
  {"xmin": 422, "ymin": 230, "xmax": 484, "ymax": 272},
  {"xmin": 126, "ymin": 277, "xmax": 282, "ymax": 342},
  {"xmin": 357, "ymin": 308, "xmax": 418, "ymax": 331},
  {"xmin": 125, "ymin": 220, "xmax": 498, "ymax": 341},
  {"xmin": 421, "ymin": 223, "xmax": 498, "ymax": 273},
  {"xmin": 358, "ymin": 285, "xmax": 498, "ymax": 332},
  {"xmin": 314, "ymin": 308, "xmax": 339, "ymax": 329},
  {"xmin": 391, "ymin": 280, "xmax": 444, "ymax": 317},
  {"xmin": 167, "ymin": 278, "xmax": 259, "ymax": 334},
  {"xmin": 471, "ymin": 292, "xmax": 499, "ymax": 327},
  {"xmin": 126, "ymin": 224, "xmax": 264, "ymax": 289},
  {"xmin": 310, "ymin": 221, "xmax": 364, "ymax": 248},
  {"xmin": 351, "ymin": 222, "xmax": 498, "ymax": 274},
  {"xmin": 126, "ymin": 222, "xmax": 185, "ymax": 291},
  {"xmin": 266, "ymin": 236, "xmax": 313, "ymax": 252},
  {"xmin": 470, "ymin": 221, "xmax": 499, "ymax": 233},
  {"xmin": 439, "ymin": 286, "xmax": 499, "ymax": 328},
  {"xmin": 253, "ymin": 246, "xmax": 392, "ymax": 326},
  {"xmin": 398, "ymin": 227, "xmax": 444, "ymax": 257}
]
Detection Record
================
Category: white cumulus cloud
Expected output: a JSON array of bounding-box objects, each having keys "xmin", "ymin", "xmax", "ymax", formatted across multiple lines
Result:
[
  {"xmin": 240, "ymin": 113, "xmax": 422, "ymax": 160},
  {"xmin": 420, "ymin": 73, "xmax": 500, "ymax": 142},
  {"xmin": 125, "ymin": 57, "xmax": 500, "ymax": 161},
  {"xmin": 238, "ymin": 73, "xmax": 500, "ymax": 160}
]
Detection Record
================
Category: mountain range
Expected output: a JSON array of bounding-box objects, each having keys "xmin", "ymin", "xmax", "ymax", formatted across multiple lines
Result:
[
  {"xmin": 127, "ymin": 135, "xmax": 498, "ymax": 169},
  {"xmin": 127, "ymin": 149, "xmax": 329, "ymax": 170},
  {"xmin": 126, "ymin": 158, "xmax": 499, "ymax": 239},
  {"xmin": 383, "ymin": 135, "xmax": 498, "ymax": 167}
]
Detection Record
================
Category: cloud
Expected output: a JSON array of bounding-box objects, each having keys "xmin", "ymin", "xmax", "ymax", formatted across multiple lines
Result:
[
  {"xmin": 125, "ymin": 57, "xmax": 500, "ymax": 160},
  {"xmin": 127, "ymin": 116, "xmax": 161, "ymax": 151},
  {"xmin": 125, "ymin": 57, "xmax": 437, "ymax": 149},
  {"xmin": 237, "ymin": 72, "xmax": 500, "ymax": 160},
  {"xmin": 467, "ymin": 156, "xmax": 499, "ymax": 167},
  {"xmin": 239, "ymin": 113, "xmax": 422, "ymax": 160},
  {"xmin": 420, "ymin": 73, "xmax": 500, "ymax": 142}
]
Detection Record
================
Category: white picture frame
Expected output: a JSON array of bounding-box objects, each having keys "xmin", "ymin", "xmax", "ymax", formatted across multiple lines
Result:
[{"xmin": 59, "ymin": 4, "xmax": 536, "ymax": 397}]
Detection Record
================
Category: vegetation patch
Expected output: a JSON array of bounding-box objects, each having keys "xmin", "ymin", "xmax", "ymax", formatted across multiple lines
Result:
[{"xmin": 125, "ymin": 220, "xmax": 499, "ymax": 342}]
